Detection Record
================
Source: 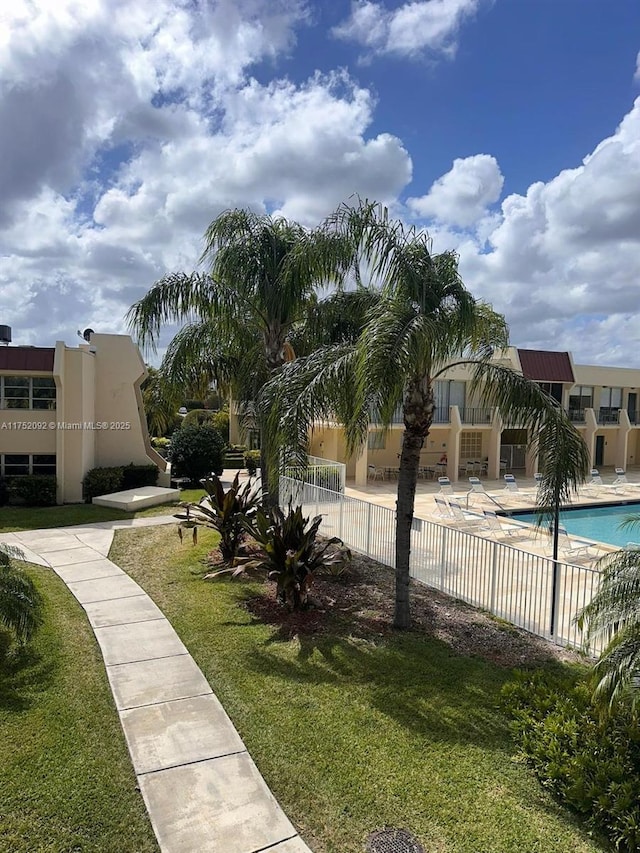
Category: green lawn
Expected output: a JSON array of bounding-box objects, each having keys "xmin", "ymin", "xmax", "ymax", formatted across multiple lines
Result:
[
  {"xmin": 0, "ymin": 489, "xmax": 205, "ymax": 533},
  {"xmin": 0, "ymin": 565, "xmax": 159, "ymax": 853},
  {"xmin": 108, "ymin": 525, "xmax": 606, "ymax": 853}
]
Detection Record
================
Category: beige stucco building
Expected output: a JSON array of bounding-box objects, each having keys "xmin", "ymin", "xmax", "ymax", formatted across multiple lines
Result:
[
  {"xmin": 230, "ymin": 346, "xmax": 640, "ymax": 486},
  {"xmin": 0, "ymin": 330, "xmax": 167, "ymax": 503}
]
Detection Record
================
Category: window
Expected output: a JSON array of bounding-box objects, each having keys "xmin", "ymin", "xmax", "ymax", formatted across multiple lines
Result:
[
  {"xmin": 599, "ymin": 387, "xmax": 622, "ymax": 424},
  {"xmin": 568, "ymin": 385, "xmax": 593, "ymax": 412},
  {"xmin": 538, "ymin": 382, "xmax": 563, "ymax": 403},
  {"xmin": 0, "ymin": 375, "xmax": 56, "ymax": 409},
  {"xmin": 367, "ymin": 430, "xmax": 386, "ymax": 450},
  {"xmin": 460, "ymin": 431, "xmax": 482, "ymax": 458},
  {"xmin": 1, "ymin": 454, "xmax": 56, "ymax": 476}
]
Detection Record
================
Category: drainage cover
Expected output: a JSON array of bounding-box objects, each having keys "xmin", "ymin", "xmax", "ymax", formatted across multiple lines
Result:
[{"xmin": 366, "ymin": 828, "xmax": 424, "ymax": 853}]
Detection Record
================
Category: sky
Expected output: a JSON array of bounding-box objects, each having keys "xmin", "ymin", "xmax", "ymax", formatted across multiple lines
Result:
[{"xmin": 1, "ymin": 0, "xmax": 640, "ymax": 367}]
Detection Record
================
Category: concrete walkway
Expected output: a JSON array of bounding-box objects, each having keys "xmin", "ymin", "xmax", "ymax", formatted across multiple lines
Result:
[{"xmin": 1, "ymin": 516, "xmax": 311, "ymax": 853}]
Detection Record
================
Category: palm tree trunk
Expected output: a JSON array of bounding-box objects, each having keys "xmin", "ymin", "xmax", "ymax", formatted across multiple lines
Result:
[
  {"xmin": 394, "ymin": 377, "xmax": 434, "ymax": 629},
  {"xmin": 395, "ymin": 428, "xmax": 423, "ymax": 629},
  {"xmin": 262, "ymin": 329, "xmax": 285, "ymax": 509}
]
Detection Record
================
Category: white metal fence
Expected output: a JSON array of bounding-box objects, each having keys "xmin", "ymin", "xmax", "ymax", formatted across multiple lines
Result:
[
  {"xmin": 280, "ymin": 476, "xmax": 603, "ymax": 654},
  {"xmin": 282, "ymin": 456, "xmax": 346, "ymax": 494}
]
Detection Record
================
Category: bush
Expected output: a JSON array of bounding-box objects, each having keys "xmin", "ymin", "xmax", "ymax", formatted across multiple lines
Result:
[
  {"xmin": 168, "ymin": 424, "xmax": 225, "ymax": 484},
  {"xmin": 151, "ymin": 437, "xmax": 171, "ymax": 458},
  {"xmin": 0, "ymin": 477, "xmax": 9, "ymax": 507},
  {"xmin": 82, "ymin": 467, "xmax": 124, "ymax": 502},
  {"xmin": 244, "ymin": 450, "xmax": 261, "ymax": 476},
  {"xmin": 502, "ymin": 669, "xmax": 640, "ymax": 852},
  {"xmin": 182, "ymin": 409, "xmax": 216, "ymax": 428},
  {"xmin": 8, "ymin": 475, "xmax": 57, "ymax": 507},
  {"xmin": 211, "ymin": 409, "xmax": 230, "ymax": 443},
  {"xmin": 121, "ymin": 464, "xmax": 159, "ymax": 489}
]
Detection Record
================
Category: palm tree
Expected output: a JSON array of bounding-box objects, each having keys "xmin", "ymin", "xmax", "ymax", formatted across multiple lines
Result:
[
  {"xmin": 262, "ymin": 202, "xmax": 590, "ymax": 629},
  {"xmin": 127, "ymin": 209, "xmax": 355, "ymax": 503},
  {"xmin": 577, "ymin": 536, "xmax": 640, "ymax": 708},
  {"xmin": 0, "ymin": 544, "xmax": 44, "ymax": 646}
]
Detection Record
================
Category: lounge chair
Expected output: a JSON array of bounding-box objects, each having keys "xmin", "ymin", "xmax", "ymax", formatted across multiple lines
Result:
[
  {"xmin": 438, "ymin": 476, "xmax": 455, "ymax": 496},
  {"xmin": 447, "ymin": 501, "xmax": 487, "ymax": 529},
  {"xmin": 432, "ymin": 496, "xmax": 454, "ymax": 519},
  {"xmin": 582, "ymin": 469, "xmax": 605, "ymax": 495},
  {"xmin": 611, "ymin": 468, "xmax": 637, "ymax": 493},
  {"xmin": 367, "ymin": 464, "xmax": 384, "ymax": 481},
  {"xmin": 466, "ymin": 477, "xmax": 503, "ymax": 509},
  {"xmin": 554, "ymin": 525, "xmax": 602, "ymax": 564},
  {"xmin": 481, "ymin": 510, "xmax": 534, "ymax": 540}
]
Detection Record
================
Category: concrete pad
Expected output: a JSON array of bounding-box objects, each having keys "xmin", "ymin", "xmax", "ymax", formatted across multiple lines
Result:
[
  {"xmin": 66, "ymin": 573, "xmax": 144, "ymax": 605},
  {"xmin": 85, "ymin": 594, "xmax": 165, "ymax": 629},
  {"xmin": 95, "ymin": 619, "xmax": 188, "ymax": 666},
  {"xmin": 107, "ymin": 654, "xmax": 211, "ymax": 710},
  {"xmin": 53, "ymin": 558, "xmax": 123, "ymax": 584},
  {"xmin": 73, "ymin": 530, "xmax": 115, "ymax": 555},
  {"xmin": 13, "ymin": 532, "xmax": 81, "ymax": 551},
  {"xmin": 120, "ymin": 694, "xmax": 246, "ymax": 774},
  {"xmin": 138, "ymin": 752, "xmax": 297, "ymax": 853},
  {"xmin": 44, "ymin": 546, "xmax": 109, "ymax": 567},
  {"xmin": 93, "ymin": 486, "xmax": 180, "ymax": 511}
]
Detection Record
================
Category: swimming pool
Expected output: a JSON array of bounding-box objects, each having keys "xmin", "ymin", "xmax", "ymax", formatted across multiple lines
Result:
[{"xmin": 513, "ymin": 502, "xmax": 640, "ymax": 548}]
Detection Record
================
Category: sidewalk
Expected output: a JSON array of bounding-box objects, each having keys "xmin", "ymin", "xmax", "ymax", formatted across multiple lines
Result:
[{"xmin": 1, "ymin": 516, "xmax": 311, "ymax": 853}]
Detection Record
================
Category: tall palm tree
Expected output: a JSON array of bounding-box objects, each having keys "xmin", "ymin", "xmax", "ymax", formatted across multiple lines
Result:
[
  {"xmin": 0, "ymin": 544, "xmax": 44, "ymax": 646},
  {"xmin": 263, "ymin": 202, "xmax": 590, "ymax": 629},
  {"xmin": 127, "ymin": 209, "xmax": 355, "ymax": 502},
  {"xmin": 577, "ymin": 537, "xmax": 640, "ymax": 708}
]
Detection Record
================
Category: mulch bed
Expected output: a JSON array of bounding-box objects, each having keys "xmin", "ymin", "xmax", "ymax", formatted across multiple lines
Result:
[{"xmin": 233, "ymin": 550, "xmax": 583, "ymax": 668}]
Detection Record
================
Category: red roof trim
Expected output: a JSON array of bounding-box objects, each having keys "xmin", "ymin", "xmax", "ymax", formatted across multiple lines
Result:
[{"xmin": 0, "ymin": 347, "xmax": 55, "ymax": 372}]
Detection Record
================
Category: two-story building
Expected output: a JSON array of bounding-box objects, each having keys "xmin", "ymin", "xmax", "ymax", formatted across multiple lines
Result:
[
  {"xmin": 293, "ymin": 347, "xmax": 640, "ymax": 486},
  {"xmin": 0, "ymin": 327, "xmax": 167, "ymax": 503}
]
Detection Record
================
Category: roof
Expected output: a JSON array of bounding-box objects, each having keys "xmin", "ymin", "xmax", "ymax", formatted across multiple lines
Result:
[
  {"xmin": 517, "ymin": 349, "xmax": 574, "ymax": 383},
  {"xmin": 0, "ymin": 346, "xmax": 55, "ymax": 372}
]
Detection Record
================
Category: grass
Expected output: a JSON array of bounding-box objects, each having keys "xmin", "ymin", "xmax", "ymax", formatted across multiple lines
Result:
[
  {"xmin": 0, "ymin": 489, "xmax": 206, "ymax": 533},
  {"xmin": 108, "ymin": 524, "xmax": 606, "ymax": 853},
  {"xmin": 0, "ymin": 565, "xmax": 158, "ymax": 853}
]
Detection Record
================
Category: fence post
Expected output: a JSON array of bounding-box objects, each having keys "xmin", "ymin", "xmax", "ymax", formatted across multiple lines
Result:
[
  {"xmin": 550, "ymin": 559, "xmax": 562, "ymax": 641},
  {"xmin": 489, "ymin": 541, "xmax": 498, "ymax": 615},
  {"xmin": 439, "ymin": 526, "xmax": 448, "ymax": 591},
  {"xmin": 366, "ymin": 502, "xmax": 372, "ymax": 556},
  {"xmin": 339, "ymin": 493, "xmax": 344, "ymax": 539}
]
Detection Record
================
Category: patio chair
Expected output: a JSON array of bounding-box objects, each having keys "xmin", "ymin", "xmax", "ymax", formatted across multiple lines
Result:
[
  {"xmin": 481, "ymin": 510, "xmax": 534, "ymax": 540},
  {"xmin": 611, "ymin": 468, "xmax": 637, "ymax": 493},
  {"xmin": 503, "ymin": 474, "xmax": 520, "ymax": 493},
  {"xmin": 466, "ymin": 477, "xmax": 504, "ymax": 509},
  {"xmin": 367, "ymin": 464, "xmax": 384, "ymax": 481},
  {"xmin": 582, "ymin": 469, "xmax": 605, "ymax": 495},
  {"xmin": 438, "ymin": 476, "xmax": 454, "ymax": 496},
  {"xmin": 554, "ymin": 525, "xmax": 602, "ymax": 564},
  {"xmin": 431, "ymin": 496, "xmax": 454, "ymax": 519},
  {"xmin": 447, "ymin": 501, "xmax": 487, "ymax": 530}
]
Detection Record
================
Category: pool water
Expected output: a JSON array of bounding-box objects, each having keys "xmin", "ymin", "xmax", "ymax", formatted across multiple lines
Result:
[{"xmin": 513, "ymin": 502, "xmax": 640, "ymax": 549}]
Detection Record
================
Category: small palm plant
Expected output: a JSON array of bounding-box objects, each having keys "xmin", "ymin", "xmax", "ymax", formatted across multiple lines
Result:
[
  {"xmin": 0, "ymin": 543, "xmax": 44, "ymax": 647},
  {"xmin": 578, "ymin": 522, "xmax": 640, "ymax": 709},
  {"xmin": 244, "ymin": 503, "xmax": 351, "ymax": 611},
  {"xmin": 175, "ymin": 472, "xmax": 260, "ymax": 565}
]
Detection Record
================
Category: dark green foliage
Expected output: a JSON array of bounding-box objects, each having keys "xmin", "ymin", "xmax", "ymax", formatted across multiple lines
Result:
[
  {"xmin": 168, "ymin": 423, "xmax": 225, "ymax": 484},
  {"xmin": 0, "ymin": 476, "xmax": 11, "ymax": 506},
  {"xmin": 182, "ymin": 408, "xmax": 216, "ymax": 428},
  {"xmin": 503, "ymin": 669, "xmax": 640, "ymax": 852},
  {"xmin": 82, "ymin": 467, "xmax": 124, "ymax": 501},
  {"xmin": 244, "ymin": 450, "xmax": 261, "ymax": 476},
  {"xmin": 121, "ymin": 463, "xmax": 159, "ymax": 489},
  {"xmin": 246, "ymin": 503, "xmax": 350, "ymax": 610},
  {"xmin": 8, "ymin": 475, "xmax": 57, "ymax": 507},
  {"xmin": 175, "ymin": 472, "xmax": 260, "ymax": 565},
  {"xmin": 184, "ymin": 399, "xmax": 205, "ymax": 410},
  {"xmin": 151, "ymin": 436, "xmax": 171, "ymax": 457},
  {"xmin": 0, "ymin": 543, "xmax": 44, "ymax": 646}
]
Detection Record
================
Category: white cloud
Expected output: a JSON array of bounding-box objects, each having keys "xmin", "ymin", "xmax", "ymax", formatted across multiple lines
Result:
[
  {"xmin": 635, "ymin": 50, "xmax": 640, "ymax": 83},
  {"xmin": 333, "ymin": 0, "xmax": 480, "ymax": 59},
  {"xmin": 408, "ymin": 154, "xmax": 503, "ymax": 227}
]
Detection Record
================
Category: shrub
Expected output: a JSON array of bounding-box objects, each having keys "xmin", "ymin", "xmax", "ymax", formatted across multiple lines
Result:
[
  {"xmin": 151, "ymin": 437, "xmax": 171, "ymax": 458},
  {"xmin": 0, "ymin": 543, "xmax": 44, "ymax": 647},
  {"xmin": 245, "ymin": 502, "xmax": 350, "ymax": 610},
  {"xmin": 502, "ymin": 669, "xmax": 640, "ymax": 852},
  {"xmin": 176, "ymin": 472, "xmax": 261, "ymax": 566},
  {"xmin": 0, "ymin": 477, "xmax": 9, "ymax": 507},
  {"xmin": 82, "ymin": 467, "xmax": 124, "ymax": 502},
  {"xmin": 182, "ymin": 408, "xmax": 216, "ymax": 428},
  {"xmin": 9, "ymin": 475, "xmax": 57, "ymax": 506},
  {"xmin": 244, "ymin": 450, "xmax": 261, "ymax": 476},
  {"xmin": 211, "ymin": 409, "xmax": 230, "ymax": 443},
  {"xmin": 121, "ymin": 464, "xmax": 159, "ymax": 489},
  {"xmin": 168, "ymin": 424, "xmax": 225, "ymax": 484}
]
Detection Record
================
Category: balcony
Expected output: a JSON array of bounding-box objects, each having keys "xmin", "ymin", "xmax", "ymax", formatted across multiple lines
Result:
[
  {"xmin": 459, "ymin": 407, "xmax": 493, "ymax": 425},
  {"xmin": 629, "ymin": 410, "xmax": 639, "ymax": 425},
  {"xmin": 598, "ymin": 408, "xmax": 620, "ymax": 425},
  {"xmin": 369, "ymin": 405, "xmax": 450, "ymax": 425},
  {"xmin": 566, "ymin": 408, "xmax": 587, "ymax": 423}
]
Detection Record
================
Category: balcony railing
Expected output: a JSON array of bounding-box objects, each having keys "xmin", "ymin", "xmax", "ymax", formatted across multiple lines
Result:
[
  {"xmin": 566, "ymin": 408, "xmax": 587, "ymax": 423},
  {"xmin": 369, "ymin": 405, "xmax": 450, "ymax": 425},
  {"xmin": 459, "ymin": 407, "xmax": 493, "ymax": 425},
  {"xmin": 628, "ymin": 410, "xmax": 639, "ymax": 425},
  {"xmin": 598, "ymin": 408, "xmax": 620, "ymax": 425}
]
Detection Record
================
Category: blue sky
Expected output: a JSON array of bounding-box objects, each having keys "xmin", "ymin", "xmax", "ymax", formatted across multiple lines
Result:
[{"xmin": 1, "ymin": 0, "xmax": 640, "ymax": 366}]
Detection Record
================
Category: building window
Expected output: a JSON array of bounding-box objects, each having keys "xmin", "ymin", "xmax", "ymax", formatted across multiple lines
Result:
[
  {"xmin": 0, "ymin": 375, "xmax": 56, "ymax": 410},
  {"xmin": 1, "ymin": 454, "xmax": 56, "ymax": 476},
  {"xmin": 460, "ymin": 431, "xmax": 482, "ymax": 458},
  {"xmin": 367, "ymin": 430, "xmax": 386, "ymax": 450},
  {"xmin": 538, "ymin": 382, "xmax": 563, "ymax": 403},
  {"xmin": 568, "ymin": 385, "xmax": 593, "ymax": 414}
]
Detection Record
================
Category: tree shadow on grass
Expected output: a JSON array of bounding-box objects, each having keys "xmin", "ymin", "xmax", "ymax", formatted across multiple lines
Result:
[{"xmin": 0, "ymin": 637, "xmax": 56, "ymax": 712}]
